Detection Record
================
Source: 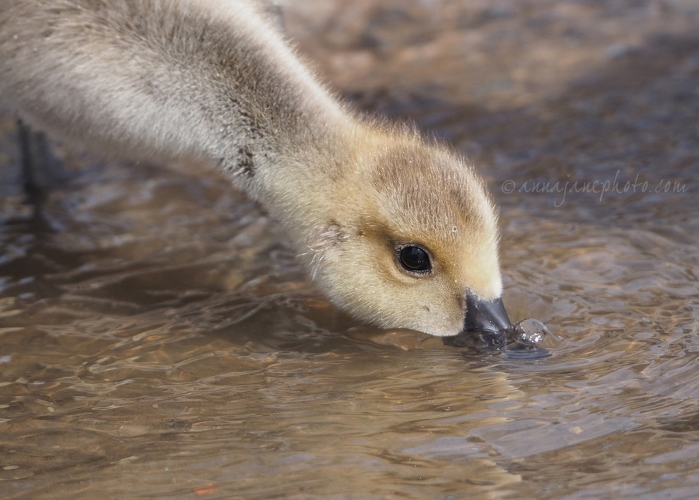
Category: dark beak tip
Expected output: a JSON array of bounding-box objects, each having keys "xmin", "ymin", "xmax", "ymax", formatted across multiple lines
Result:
[
  {"xmin": 442, "ymin": 292, "xmax": 514, "ymax": 350},
  {"xmin": 464, "ymin": 292, "xmax": 513, "ymax": 334},
  {"xmin": 442, "ymin": 327, "xmax": 507, "ymax": 349}
]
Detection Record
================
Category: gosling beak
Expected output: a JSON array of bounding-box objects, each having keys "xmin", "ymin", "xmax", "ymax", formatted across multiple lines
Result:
[
  {"xmin": 464, "ymin": 291, "xmax": 512, "ymax": 336},
  {"xmin": 444, "ymin": 291, "xmax": 513, "ymax": 349}
]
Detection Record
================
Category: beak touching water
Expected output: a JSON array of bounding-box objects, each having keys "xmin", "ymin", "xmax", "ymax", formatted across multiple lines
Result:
[{"xmin": 444, "ymin": 290, "xmax": 513, "ymax": 349}]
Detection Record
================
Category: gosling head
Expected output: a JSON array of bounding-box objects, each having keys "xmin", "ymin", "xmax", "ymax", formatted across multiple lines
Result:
[{"xmin": 299, "ymin": 129, "xmax": 512, "ymax": 340}]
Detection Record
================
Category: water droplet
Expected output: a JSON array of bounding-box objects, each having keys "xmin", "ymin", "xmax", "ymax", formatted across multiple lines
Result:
[{"xmin": 512, "ymin": 318, "xmax": 549, "ymax": 346}]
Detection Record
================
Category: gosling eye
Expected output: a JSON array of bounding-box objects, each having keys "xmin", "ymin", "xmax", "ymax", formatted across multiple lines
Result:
[{"xmin": 398, "ymin": 245, "xmax": 432, "ymax": 274}]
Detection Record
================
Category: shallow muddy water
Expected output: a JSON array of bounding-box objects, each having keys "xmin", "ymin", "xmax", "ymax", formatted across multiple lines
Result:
[{"xmin": 1, "ymin": 0, "xmax": 699, "ymax": 498}]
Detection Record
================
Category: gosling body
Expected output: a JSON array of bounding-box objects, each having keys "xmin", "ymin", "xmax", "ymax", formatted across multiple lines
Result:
[{"xmin": 0, "ymin": 0, "xmax": 507, "ymax": 337}]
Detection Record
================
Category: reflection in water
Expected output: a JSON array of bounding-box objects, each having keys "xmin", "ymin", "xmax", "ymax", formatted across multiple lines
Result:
[{"xmin": 1, "ymin": 0, "xmax": 699, "ymax": 497}]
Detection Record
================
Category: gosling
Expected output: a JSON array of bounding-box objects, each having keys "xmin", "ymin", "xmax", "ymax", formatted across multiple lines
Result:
[{"xmin": 0, "ymin": 0, "xmax": 512, "ymax": 339}]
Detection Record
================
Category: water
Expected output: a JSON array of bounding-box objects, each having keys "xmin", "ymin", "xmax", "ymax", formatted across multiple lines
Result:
[{"xmin": 2, "ymin": 0, "xmax": 699, "ymax": 497}]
